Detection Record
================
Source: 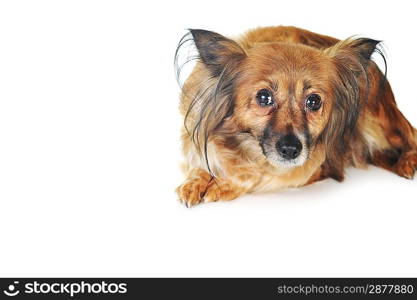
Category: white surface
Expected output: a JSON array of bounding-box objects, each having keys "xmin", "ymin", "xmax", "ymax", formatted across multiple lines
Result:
[{"xmin": 0, "ymin": 0, "xmax": 416, "ymax": 277}]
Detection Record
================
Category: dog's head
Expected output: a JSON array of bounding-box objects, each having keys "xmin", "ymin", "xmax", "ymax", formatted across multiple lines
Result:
[{"xmin": 177, "ymin": 29, "xmax": 381, "ymax": 176}]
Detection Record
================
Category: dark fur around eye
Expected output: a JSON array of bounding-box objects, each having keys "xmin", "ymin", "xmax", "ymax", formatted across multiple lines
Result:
[
  {"xmin": 305, "ymin": 93, "xmax": 322, "ymax": 111},
  {"xmin": 256, "ymin": 89, "xmax": 274, "ymax": 106}
]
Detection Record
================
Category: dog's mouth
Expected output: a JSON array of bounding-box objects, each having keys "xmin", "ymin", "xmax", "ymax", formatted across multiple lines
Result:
[{"xmin": 260, "ymin": 133, "xmax": 309, "ymax": 168}]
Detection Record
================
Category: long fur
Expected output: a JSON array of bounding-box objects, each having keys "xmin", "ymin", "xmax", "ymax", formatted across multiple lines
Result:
[
  {"xmin": 175, "ymin": 30, "xmax": 244, "ymax": 175},
  {"xmin": 175, "ymin": 26, "xmax": 417, "ymax": 207}
]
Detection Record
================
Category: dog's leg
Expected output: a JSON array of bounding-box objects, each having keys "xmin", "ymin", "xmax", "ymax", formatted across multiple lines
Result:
[
  {"xmin": 176, "ymin": 169, "xmax": 246, "ymax": 207},
  {"xmin": 371, "ymin": 148, "xmax": 417, "ymax": 179},
  {"xmin": 366, "ymin": 108, "xmax": 417, "ymax": 179},
  {"xmin": 364, "ymin": 66, "xmax": 417, "ymax": 179}
]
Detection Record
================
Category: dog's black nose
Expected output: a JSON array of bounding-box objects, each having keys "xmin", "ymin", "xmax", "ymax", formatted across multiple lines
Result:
[{"xmin": 276, "ymin": 134, "xmax": 302, "ymax": 160}]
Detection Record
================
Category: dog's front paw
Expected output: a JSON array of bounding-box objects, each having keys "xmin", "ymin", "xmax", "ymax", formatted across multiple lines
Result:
[
  {"xmin": 176, "ymin": 177, "xmax": 210, "ymax": 207},
  {"xmin": 396, "ymin": 150, "xmax": 417, "ymax": 179},
  {"xmin": 202, "ymin": 181, "xmax": 243, "ymax": 203},
  {"xmin": 176, "ymin": 176, "xmax": 244, "ymax": 207}
]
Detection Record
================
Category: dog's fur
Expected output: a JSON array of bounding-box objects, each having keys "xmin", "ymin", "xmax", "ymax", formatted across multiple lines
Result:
[{"xmin": 175, "ymin": 26, "xmax": 417, "ymax": 207}]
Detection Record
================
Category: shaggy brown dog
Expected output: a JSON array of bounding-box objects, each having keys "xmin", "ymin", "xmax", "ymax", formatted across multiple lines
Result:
[{"xmin": 175, "ymin": 26, "xmax": 417, "ymax": 207}]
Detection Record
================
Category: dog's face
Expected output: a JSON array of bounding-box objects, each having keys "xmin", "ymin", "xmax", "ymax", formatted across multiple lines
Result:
[
  {"xmin": 182, "ymin": 29, "xmax": 379, "ymax": 171},
  {"xmin": 233, "ymin": 44, "xmax": 335, "ymax": 167}
]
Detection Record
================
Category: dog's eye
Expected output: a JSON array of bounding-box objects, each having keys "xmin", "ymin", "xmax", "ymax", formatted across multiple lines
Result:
[
  {"xmin": 256, "ymin": 89, "xmax": 274, "ymax": 107},
  {"xmin": 305, "ymin": 94, "xmax": 322, "ymax": 111}
]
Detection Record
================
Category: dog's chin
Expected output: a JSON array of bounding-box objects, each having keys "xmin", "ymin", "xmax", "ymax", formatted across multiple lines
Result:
[{"xmin": 265, "ymin": 151, "xmax": 308, "ymax": 169}]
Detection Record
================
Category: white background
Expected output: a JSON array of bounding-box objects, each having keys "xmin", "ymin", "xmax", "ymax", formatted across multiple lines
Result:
[{"xmin": 0, "ymin": 0, "xmax": 416, "ymax": 277}]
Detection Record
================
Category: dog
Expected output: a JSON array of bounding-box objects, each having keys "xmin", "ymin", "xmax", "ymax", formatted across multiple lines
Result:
[{"xmin": 174, "ymin": 26, "xmax": 417, "ymax": 207}]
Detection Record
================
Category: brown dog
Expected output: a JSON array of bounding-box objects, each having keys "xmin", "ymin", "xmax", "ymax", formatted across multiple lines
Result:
[{"xmin": 175, "ymin": 26, "xmax": 417, "ymax": 207}]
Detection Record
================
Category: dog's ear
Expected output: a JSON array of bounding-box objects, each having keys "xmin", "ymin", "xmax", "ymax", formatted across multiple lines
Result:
[
  {"xmin": 350, "ymin": 38, "xmax": 381, "ymax": 60},
  {"xmin": 320, "ymin": 38, "xmax": 381, "ymax": 180},
  {"xmin": 190, "ymin": 29, "xmax": 246, "ymax": 77},
  {"xmin": 341, "ymin": 38, "xmax": 380, "ymax": 60},
  {"xmin": 325, "ymin": 37, "xmax": 381, "ymax": 67}
]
